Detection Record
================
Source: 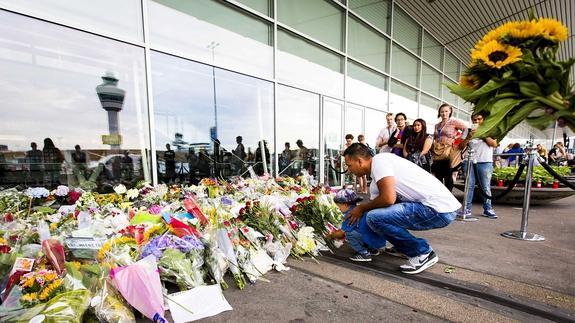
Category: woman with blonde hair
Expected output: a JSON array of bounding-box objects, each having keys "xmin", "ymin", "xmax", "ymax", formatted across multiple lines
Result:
[{"xmin": 431, "ymin": 104, "xmax": 467, "ymax": 191}]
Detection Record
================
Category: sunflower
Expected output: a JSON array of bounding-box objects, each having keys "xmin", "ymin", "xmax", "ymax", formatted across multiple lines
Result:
[
  {"xmin": 508, "ymin": 20, "xmax": 543, "ymax": 39},
  {"xmin": 471, "ymin": 40, "xmax": 522, "ymax": 69},
  {"xmin": 537, "ymin": 18, "xmax": 568, "ymax": 42},
  {"xmin": 459, "ymin": 74, "xmax": 481, "ymax": 89},
  {"xmin": 474, "ymin": 21, "xmax": 518, "ymax": 50}
]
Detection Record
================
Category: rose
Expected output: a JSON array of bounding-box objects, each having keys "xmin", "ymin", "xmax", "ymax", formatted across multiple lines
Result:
[{"xmin": 114, "ymin": 184, "xmax": 127, "ymax": 195}]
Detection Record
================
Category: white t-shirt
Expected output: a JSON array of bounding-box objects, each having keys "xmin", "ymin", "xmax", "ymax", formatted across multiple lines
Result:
[
  {"xmin": 376, "ymin": 126, "xmax": 396, "ymax": 153},
  {"xmin": 369, "ymin": 153, "xmax": 461, "ymax": 213},
  {"xmin": 467, "ymin": 138, "xmax": 493, "ymax": 163}
]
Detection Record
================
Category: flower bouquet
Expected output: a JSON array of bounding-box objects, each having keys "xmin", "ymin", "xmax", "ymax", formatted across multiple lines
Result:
[{"xmin": 448, "ymin": 15, "xmax": 574, "ymax": 141}]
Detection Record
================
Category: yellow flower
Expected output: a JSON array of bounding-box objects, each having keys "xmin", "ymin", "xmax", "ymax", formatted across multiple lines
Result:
[
  {"xmin": 21, "ymin": 276, "xmax": 36, "ymax": 288},
  {"xmin": 508, "ymin": 20, "xmax": 543, "ymax": 39},
  {"xmin": 471, "ymin": 40, "xmax": 522, "ymax": 69},
  {"xmin": 38, "ymin": 278, "xmax": 63, "ymax": 301},
  {"xmin": 537, "ymin": 18, "xmax": 568, "ymax": 42},
  {"xmin": 21, "ymin": 292, "xmax": 38, "ymax": 303},
  {"xmin": 474, "ymin": 22, "xmax": 516, "ymax": 50},
  {"xmin": 43, "ymin": 271, "xmax": 57, "ymax": 281},
  {"xmin": 459, "ymin": 74, "xmax": 481, "ymax": 89},
  {"xmin": 49, "ymin": 222, "xmax": 58, "ymax": 231}
]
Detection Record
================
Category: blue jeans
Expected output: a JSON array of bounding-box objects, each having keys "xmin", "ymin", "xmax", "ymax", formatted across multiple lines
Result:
[
  {"xmin": 365, "ymin": 202, "xmax": 457, "ymax": 257},
  {"xmin": 346, "ymin": 230, "xmax": 369, "ymax": 254},
  {"xmin": 463, "ymin": 162, "xmax": 493, "ymax": 212}
]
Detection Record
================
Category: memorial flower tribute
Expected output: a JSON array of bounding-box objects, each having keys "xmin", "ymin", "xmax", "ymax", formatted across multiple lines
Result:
[
  {"xmin": 448, "ymin": 15, "xmax": 574, "ymax": 141},
  {"xmin": 0, "ymin": 174, "xmax": 345, "ymax": 321}
]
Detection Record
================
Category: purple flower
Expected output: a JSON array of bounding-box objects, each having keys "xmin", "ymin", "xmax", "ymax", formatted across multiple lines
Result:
[
  {"xmin": 141, "ymin": 234, "xmax": 204, "ymax": 260},
  {"xmin": 221, "ymin": 196, "xmax": 233, "ymax": 206},
  {"xmin": 149, "ymin": 204, "xmax": 162, "ymax": 214}
]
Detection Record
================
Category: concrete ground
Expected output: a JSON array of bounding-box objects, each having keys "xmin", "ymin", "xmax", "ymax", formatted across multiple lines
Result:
[{"xmin": 180, "ymin": 191, "xmax": 575, "ymax": 322}]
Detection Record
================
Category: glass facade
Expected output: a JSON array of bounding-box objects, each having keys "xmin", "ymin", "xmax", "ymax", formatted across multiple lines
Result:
[{"xmin": 0, "ymin": 0, "xmax": 543, "ymax": 190}]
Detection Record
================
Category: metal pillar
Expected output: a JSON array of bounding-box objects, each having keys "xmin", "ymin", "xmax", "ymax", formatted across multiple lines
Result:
[
  {"xmin": 501, "ymin": 149, "xmax": 545, "ymax": 241},
  {"xmin": 457, "ymin": 147, "xmax": 478, "ymax": 222}
]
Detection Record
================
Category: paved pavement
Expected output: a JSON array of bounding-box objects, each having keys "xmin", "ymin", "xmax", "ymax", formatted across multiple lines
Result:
[{"xmin": 195, "ymin": 188, "xmax": 575, "ymax": 322}]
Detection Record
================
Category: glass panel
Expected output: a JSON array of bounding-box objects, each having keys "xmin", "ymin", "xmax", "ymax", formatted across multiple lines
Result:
[
  {"xmin": 277, "ymin": 86, "xmax": 319, "ymax": 178},
  {"xmin": 151, "ymin": 52, "xmax": 274, "ymax": 183},
  {"xmin": 391, "ymin": 44, "xmax": 419, "ymax": 87},
  {"xmin": 443, "ymin": 79, "xmax": 459, "ymax": 105},
  {"xmin": 345, "ymin": 105, "xmax": 364, "ymax": 140},
  {"xmin": 348, "ymin": 15, "xmax": 389, "ymax": 72},
  {"xmin": 323, "ymin": 99, "xmax": 342, "ymax": 187},
  {"xmin": 348, "ymin": 0, "xmax": 391, "ymax": 34},
  {"xmin": 346, "ymin": 61, "xmax": 388, "ymax": 110},
  {"xmin": 421, "ymin": 63, "xmax": 441, "ymax": 98},
  {"xmin": 0, "ymin": 11, "xmax": 150, "ymax": 190},
  {"xmin": 419, "ymin": 94, "xmax": 441, "ymax": 132},
  {"xmin": 235, "ymin": 0, "xmax": 272, "ymax": 17},
  {"xmin": 392, "ymin": 6, "xmax": 421, "ymax": 55},
  {"xmin": 365, "ymin": 108, "xmax": 387, "ymax": 148},
  {"xmin": 278, "ymin": 0, "xmax": 344, "ymax": 50},
  {"xmin": 389, "ymin": 80, "xmax": 417, "ymax": 117},
  {"xmin": 444, "ymin": 50, "xmax": 460, "ymax": 81},
  {"xmin": 343, "ymin": 103, "xmax": 363, "ymax": 188},
  {"xmin": 0, "ymin": 0, "xmax": 143, "ymax": 42},
  {"xmin": 277, "ymin": 29, "xmax": 344, "ymax": 98},
  {"xmin": 149, "ymin": 0, "xmax": 273, "ymax": 78},
  {"xmin": 151, "ymin": 52, "xmax": 215, "ymax": 183},
  {"xmin": 422, "ymin": 31, "xmax": 442, "ymax": 70}
]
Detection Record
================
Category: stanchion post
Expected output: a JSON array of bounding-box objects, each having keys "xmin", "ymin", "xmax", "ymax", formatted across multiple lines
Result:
[
  {"xmin": 457, "ymin": 147, "xmax": 478, "ymax": 222},
  {"xmin": 501, "ymin": 148, "xmax": 545, "ymax": 241}
]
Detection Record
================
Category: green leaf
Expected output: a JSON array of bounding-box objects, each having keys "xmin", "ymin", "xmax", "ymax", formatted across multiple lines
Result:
[
  {"xmin": 473, "ymin": 98, "xmax": 524, "ymax": 139},
  {"xmin": 519, "ymin": 81, "xmax": 543, "ymax": 97}
]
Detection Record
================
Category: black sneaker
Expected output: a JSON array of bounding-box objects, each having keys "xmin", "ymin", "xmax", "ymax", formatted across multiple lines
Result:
[
  {"xmin": 384, "ymin": 246, "xmax": 408, "ymax": 259},
  {"xmin": 368, "ymin": 248, "xmax": 380, "ymax": 256},
  {"xmin": 349, "ymin": 252, "xmax": 372, "ymax": 262},
  {"xmin": 399, "ymin": 251, "xmax": 438, "ymax": 274}
]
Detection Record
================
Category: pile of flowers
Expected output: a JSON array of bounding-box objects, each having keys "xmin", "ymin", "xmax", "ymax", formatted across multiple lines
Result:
[
  {"xmin": 448, "ymin": 15, "xmax": 574, "ymax": 141},
  {"xmin": 0, "ymin": 175, "xmax": 344, "ymax": 321}
]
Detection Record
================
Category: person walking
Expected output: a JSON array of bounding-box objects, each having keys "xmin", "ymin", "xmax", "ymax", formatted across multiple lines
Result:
[
  {"xmin": 459, "ymin": 112, "xmax": 498, "ymax": 219},
  {"xmin": 343, "ymin": 143, "xmax": 460, "ymax": 274}
]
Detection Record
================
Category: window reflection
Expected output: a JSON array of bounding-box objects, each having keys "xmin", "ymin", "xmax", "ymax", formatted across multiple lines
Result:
[
  {"xmin": 149, "ymin": 0, "xmax": 273, "ymax": 79},
  {"xmin": 0, "ymin": 11, "xmax": 150, "ymax": 191},
  {"xmin": 323, "ymin": 99, "xmax": 342, "ymax": 187},
  {"xmin": 277, "ymin": 86, "xmax": 319, "ymax": 178},
  {"xmin": 151, "ymin": 52, "xmax": 274, "ymax": 183}
]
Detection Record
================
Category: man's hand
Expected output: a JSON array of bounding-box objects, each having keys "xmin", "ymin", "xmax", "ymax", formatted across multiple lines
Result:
[{"xmin": 347, "ymin": 205, "xmax": 363, "ymax": 225}]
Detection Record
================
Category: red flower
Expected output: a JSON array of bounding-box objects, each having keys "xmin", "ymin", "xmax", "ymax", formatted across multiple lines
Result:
[
  {"xmin": 0, "ymin": 245, "xmax": 10, "ymax": 254},
  {"xmin": 245, "ymin": 201, "xmax": 251, "ymax": 207},
  {"xmin": 68, "ymin": 191, "xmax": 81, "ymax": 204},
  {"xmin": 241, "ymin": 227, "xmax": 249, "ymax": 233},
  {"xmin": 223, "ymin": 220, "xmax": 231, "ymax": 227},
  {"xmin": 4, "ymin": 213, "xmax": 13, "ymax": 222}
]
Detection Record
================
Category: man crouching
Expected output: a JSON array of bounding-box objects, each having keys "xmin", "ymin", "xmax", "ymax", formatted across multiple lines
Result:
[{"xmin": 343, "ymin": 143, "xmax": 460, "ymax": 274}]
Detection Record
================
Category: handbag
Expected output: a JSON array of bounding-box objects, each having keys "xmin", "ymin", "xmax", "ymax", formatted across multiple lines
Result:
[{"xmin": 432, "ymin": 142, "xmax": 451, "ymax": 161}]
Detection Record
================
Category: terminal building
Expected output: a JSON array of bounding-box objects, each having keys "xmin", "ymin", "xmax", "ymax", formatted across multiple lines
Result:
[{"xmin": 0, "ymin": 0, "xmax": 571, "ymax": 190}]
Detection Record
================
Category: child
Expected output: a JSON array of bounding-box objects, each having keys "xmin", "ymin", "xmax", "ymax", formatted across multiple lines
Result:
[{"xmin": 327, "ymin": 189, "xmax": 387, "ymax": 262}]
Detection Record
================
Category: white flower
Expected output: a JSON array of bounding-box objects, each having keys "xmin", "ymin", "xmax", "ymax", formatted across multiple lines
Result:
[
  {"xmin": 126, "ymin": 188, "xmax": 139, "ymax": 200},
  {"xmin": 24, "ymin": 187, "xmax": 50, "ymax": 199},
  {"xmin": 53, "ymin": 185, "xmax": 70, "ymax": 197},
  {"xmin": 113, "ymin": 184, "xmax": 127, "ymax": 195}
]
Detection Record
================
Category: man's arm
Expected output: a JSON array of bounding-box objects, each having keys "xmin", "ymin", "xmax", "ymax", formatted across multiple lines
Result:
[{"xmin": 347, "ymin": 176, "xmax": 396, "ymax": 225}]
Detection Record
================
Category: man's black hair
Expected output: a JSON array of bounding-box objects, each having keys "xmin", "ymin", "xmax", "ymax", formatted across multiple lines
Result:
[{"xmin": 343, "ymin": 143, "xmax": 373, "ymax": 159}]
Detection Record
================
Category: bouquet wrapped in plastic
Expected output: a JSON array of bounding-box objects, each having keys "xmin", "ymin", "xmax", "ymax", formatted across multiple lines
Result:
[
  {"xmin": 94, "ymin": 278, "xmax": 136, "ymax": 323},
  {"xmin": 3, "ymin": 289, "xmax": 92, "ymax": 323},
  {"xmin": 141, "ymin": 234, "xmax": 205, "ymax": 290},
  {"xmin": 201, "ymin": 231, "xmax": 229, "ymax": 289}
]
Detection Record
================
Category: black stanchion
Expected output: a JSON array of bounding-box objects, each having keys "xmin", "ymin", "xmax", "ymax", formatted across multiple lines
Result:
[
  {"xmin": 537, "ymin": 157, "xmax": 575, "ymax": 190},
  {"xmin": 473, "ymin": 163, "xmax": 526, "ymax": 201}
]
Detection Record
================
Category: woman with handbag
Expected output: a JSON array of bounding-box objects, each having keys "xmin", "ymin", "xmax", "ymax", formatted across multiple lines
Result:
[
  {"xmin": 403, "ymin": 119, "xmax": 433, "ymax": 172},
  {"xmin": 431, "ymin": 104, "xmax": 467, "ymax": 191}
]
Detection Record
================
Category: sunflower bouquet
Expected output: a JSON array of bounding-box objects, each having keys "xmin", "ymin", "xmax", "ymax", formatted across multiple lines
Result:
[
  {"xmin": 448, "ymin": 15, "xmax": 574, "ymax": 141},
  {"xmin": 18, "ymin": 269, "xmax": 64, "ymax": 307}
]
